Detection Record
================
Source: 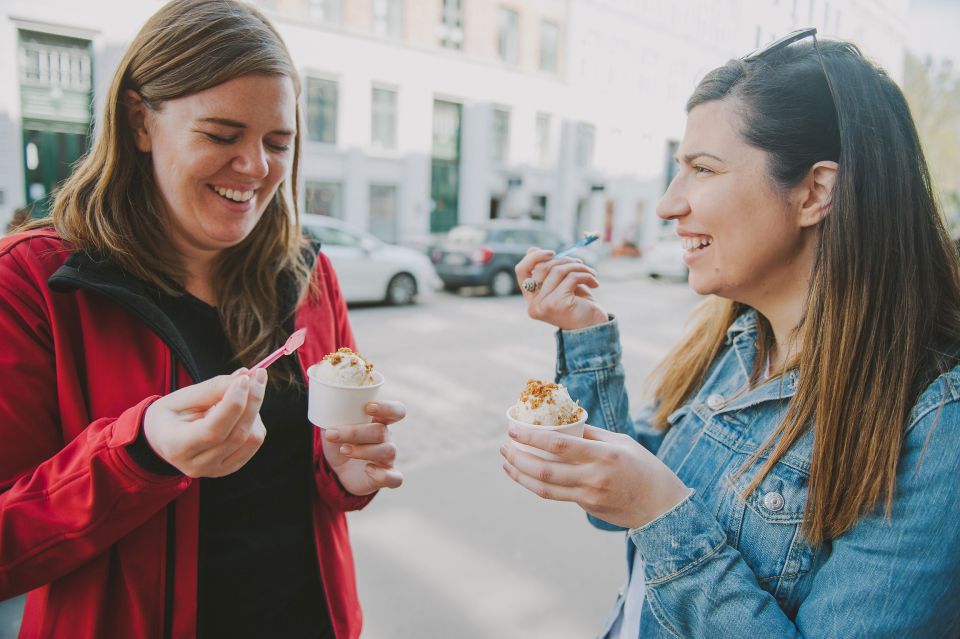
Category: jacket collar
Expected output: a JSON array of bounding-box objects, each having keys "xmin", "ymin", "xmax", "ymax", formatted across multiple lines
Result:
[{"xmin": 47, "ymin": 251, "xmax": 202, "ymax": 383}]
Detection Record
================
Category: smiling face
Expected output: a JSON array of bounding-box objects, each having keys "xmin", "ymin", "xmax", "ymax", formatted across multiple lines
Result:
[
  {"xmin": 130, "ymin": 74, "xmax": 296, "ymax": 272},
  {"xmin": 657, "ymin": 99, "xmax": 819, "ymax": 309}
]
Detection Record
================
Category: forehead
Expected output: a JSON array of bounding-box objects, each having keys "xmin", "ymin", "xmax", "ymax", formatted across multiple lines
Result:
[
  {"xmin": 166, "ymin": 74, "xmax": 297, "ymax": 128},
  {"xmin": 680, "ymin": 99, "xmax": 747, "ymax": 154}
]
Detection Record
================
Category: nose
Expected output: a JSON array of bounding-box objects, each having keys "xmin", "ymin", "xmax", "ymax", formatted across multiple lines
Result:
[
  {"xmin": 232, "ymin": 140, "xmax": 269, "ymax": 180},
  {"xmin": 655, "ymin": 173, "xmax": 690, "ymax": 221}
]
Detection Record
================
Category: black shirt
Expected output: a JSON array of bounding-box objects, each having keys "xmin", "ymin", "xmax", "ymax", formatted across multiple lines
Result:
[{"xmin": 156, "ymin": 292, "xmax": 334, "ymax": 639}]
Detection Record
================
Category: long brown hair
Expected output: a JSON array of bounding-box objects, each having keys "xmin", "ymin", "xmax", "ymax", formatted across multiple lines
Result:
[
  {"xmin": 648, "ymin": 40, "xmax": 960, "ymax": 545},
  {"xmin": 31, "ymin": 0, "xmax": 312, "ymax": 382}
]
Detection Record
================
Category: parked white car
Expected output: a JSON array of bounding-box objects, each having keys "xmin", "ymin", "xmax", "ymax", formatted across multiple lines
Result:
[
  {"xmin": 300, "ymin": 214, "xmax": 441, "ymax": 305},
  {"xmin": 643, "ymin": 226, "xmax": 689, "ymax": 281}
]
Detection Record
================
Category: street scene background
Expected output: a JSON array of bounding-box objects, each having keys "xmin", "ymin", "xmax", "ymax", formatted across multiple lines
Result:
[{"xmin": 0, "ymin": 0, "xmax": 959, "ymax": 637}]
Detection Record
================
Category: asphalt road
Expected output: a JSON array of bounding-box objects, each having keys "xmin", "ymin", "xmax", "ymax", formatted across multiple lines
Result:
[
  {"xmin": 0, "ymin": 265, "xmax": 700, "ymax": 639},
  {"xmin": 345, "ymin": 272, "xmax": 700, "ymax": 638}
]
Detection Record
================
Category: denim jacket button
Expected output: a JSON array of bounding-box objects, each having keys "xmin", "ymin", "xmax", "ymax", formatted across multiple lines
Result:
[
  {"xmin": 763, "ymin": 491, "xmax": 785, "ymax": 512},
  {"xmin": 706, "ymin": 393, "xmax": 725, "ymax": 410}
]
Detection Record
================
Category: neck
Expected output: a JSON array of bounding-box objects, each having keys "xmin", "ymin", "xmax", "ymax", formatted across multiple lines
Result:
[{"xmin": 181, "ymin": 252, "xmax": 219, "ymax": 306}]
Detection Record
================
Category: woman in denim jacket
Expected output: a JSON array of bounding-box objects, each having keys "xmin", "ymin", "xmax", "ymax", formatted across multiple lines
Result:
[{"xmin": 501, "ymin": 31, "xmax": 960, "ymax": 638}]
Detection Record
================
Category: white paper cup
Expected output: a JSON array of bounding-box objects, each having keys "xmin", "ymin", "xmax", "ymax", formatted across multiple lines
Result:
[
  {"xmin": 506, "ymin": 404, "xmax": 587, "ymax": 461},
  {"xmin": 307, "ymin": 367, "xmax": 385, "ymax": 428}
]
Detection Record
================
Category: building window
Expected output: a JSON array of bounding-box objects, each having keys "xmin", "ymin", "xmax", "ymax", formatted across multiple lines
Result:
[
  {"xmin": 308, "ymin": 0, "xmax": 342, "ymax": 24},
  {"xmin": 18, "ymin": 37, "xmax": 91, "ymax": 90},
  {"xmin": 575, "ymin": 123, "xmax": 595, "ymax": 169},
  {"xmin": 497, "ymin": 8, "xmax": 519, "ymax": 65},
  {"xmin": 539, "ymin": 20, "xmax": 559, "ymax": 73},
  {"xmin": 535, "ymin": 113, "xmax": 551, "ymax": 166},
  {"xmin": 493, "ymin": 108, "xmax": 511, "ymax": 164},
  {"xmin": 305, "ymin": 181, "xmax": 343, "ymax": 217},
  {"xmin": 664, "ymin": 139, "xmax": 679, "ymax": 191},
  {"xmin": 369, "ymin": 184, "xmax": 399, "ymax": 242},
  {"xmin": 439, "ymin": 0, "xmax": 464, "ymax": 50},
  {"xmin": 371, "ymin": 87, "xmax": 398, "ymax": 150},
  {"xmin": 531, "ymin": 194, "xmax": 548, "ymax": 221},
  {"xmin": 373, "ymin": 0, "xmax": 403, "ymax": 38},
  {"xmin": 306, "ymin": 78, "xmax": 338, "ymax": 144}
]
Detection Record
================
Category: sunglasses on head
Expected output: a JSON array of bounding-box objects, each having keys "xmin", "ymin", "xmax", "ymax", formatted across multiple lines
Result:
[{"xmin": 742, "ymin": 27, "xmax": 838, "ymax": 113}]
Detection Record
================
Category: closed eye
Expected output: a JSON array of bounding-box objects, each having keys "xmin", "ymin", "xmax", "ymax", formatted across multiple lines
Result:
[{"xmin": 204, "ymin": 132, "xmax": 238, "ymax": 145}]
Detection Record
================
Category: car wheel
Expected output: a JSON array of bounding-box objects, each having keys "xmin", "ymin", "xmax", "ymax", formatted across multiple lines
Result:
[
  {"xmin": 386, "ymin": 273, "xmax": 417, "ymax": 305},
  {"xmin": 489, "ymin": 269, "xmax": 516, "ymax": 297}
]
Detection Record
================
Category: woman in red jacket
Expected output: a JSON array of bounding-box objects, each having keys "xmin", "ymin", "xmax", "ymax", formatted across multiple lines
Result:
[{"xmin": 0, "ymin": 1, "xmax": 405, "ymax": 637}]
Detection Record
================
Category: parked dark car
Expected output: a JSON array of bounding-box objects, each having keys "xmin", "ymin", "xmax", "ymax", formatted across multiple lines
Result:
[{"xmin": 431, "ymin": 222, "xmax": 566, "ymax": 296}]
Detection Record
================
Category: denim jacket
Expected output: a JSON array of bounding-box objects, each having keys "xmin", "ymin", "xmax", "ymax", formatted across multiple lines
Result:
[{"xmin": 556, "ymin": 312, "xmax": 960, "ymax": 638}]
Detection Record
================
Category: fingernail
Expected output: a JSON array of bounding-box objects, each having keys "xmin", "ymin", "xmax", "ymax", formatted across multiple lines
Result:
[
  {"xmin": 325, "ymin": 429, "xmax": 340, "ymax": 442},
  {"xmin": 499, "ymin": 444, "xmax": 508, "ymax": 457},
  {"xmin": 235, "ymin": 376, "xmax": 250, "ymax": 392},
  {"xmin": 254, "ymin": 369, "xmax": 267, "ymax": 386},
  {"xmin": 365, "ymin": 402, "xmax": 380, "ymax": 414},
  {"xmin": 339, "ymin": 444, "xmax": 353, "ymax": 455},
  {"xmin": 508, "ymin": 426, "xmax": 519, "ymax": 438}
]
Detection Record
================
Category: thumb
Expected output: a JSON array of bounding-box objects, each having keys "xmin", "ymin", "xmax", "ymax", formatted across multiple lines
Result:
[
  {"xmin": 164, "ymin": 369, "xmax": 248, "ymax": 411},
  {"xmin": 582, "ymin": 424, "xmax": 618, "ymax": 442}
]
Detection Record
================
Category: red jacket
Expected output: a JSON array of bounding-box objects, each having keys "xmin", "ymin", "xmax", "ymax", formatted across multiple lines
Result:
[{"xmin": 0, "ymin": 229, "xmax": 373, "ymax": 638}]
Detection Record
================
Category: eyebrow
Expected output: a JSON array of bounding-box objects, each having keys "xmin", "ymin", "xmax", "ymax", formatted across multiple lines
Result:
[
  {"xmin": 678, "ymin": 152, "xmax": 725, "ymax": 164},
  {"xmin": 198, "ymin": 117, "xmax": 294, "ymax": 136}
]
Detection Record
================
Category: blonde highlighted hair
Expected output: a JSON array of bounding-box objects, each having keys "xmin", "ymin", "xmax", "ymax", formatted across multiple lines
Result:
[{"xmin": 648, "ymin": 40, "xmax": 960, "ymax": 545}]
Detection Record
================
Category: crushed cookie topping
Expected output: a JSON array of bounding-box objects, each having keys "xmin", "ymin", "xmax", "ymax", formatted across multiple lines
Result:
[
  {"xmin": 519, "ymin": 379, "xmax": 561, "ymax": 409},
  {"xmin": 321, "ymin": 347, "xmax": 375, "ymax": 380}
]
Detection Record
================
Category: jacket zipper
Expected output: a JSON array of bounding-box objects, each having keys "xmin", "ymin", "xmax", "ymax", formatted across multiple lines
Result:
[{"xmin": 164, "ymin": 352, "xmax": 178, "ymax": 639}]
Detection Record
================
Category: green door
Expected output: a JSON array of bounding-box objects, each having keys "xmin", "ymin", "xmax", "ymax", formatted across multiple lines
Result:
[
  {"xmin": 22, "ymin": 124, "xmax": 88, "ymax": 215},
  {"xmin": 430, "ymin": 100, "xmax": 462, "ymax": 233}
]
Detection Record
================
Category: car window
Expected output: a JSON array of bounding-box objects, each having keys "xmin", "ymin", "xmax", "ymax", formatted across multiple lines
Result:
[
  {"xmin": 305, "ymin": 224, "xmax": 362, "ymax": 247},
  {"xmin": 495, "ymin": 230, "xmax": 524, "ymax": 245},
  {"xmin": 446, "ymin": 226, "xmax": 486, "ymax": 247}
]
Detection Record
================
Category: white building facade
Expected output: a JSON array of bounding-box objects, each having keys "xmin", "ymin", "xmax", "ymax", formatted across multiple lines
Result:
[{"xmin": 0, "ymin": 0, "xmax": 909, "ymax": 248}]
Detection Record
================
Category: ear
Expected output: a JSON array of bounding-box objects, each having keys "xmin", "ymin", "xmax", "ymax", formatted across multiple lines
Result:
[
  {"xmin": 124, "ymin": 90, "xmax": 152, "ymax": 153},
  {"xmin": 797, "ymin": 160, "xmax": 838, "ymax": 228}
]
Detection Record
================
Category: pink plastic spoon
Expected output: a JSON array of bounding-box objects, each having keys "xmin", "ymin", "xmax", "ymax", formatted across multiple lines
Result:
[{"xmin": 249, "ymin": 328, "xmax": 307, "ymax": 373}]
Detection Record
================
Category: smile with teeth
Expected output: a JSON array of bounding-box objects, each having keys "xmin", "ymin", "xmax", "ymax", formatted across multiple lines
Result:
[
  {"xmin": 211, "ymin": 185, "xmax": 256, "ymax": 203},
  {"xmin": 680, "ymin": 236, "xmax": 713, "ymax": 251}
]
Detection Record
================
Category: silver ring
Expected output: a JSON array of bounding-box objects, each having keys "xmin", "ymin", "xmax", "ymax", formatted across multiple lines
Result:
[{"xmin": 522, "ymin": 278, "xmax": 539, "ymax": 293}]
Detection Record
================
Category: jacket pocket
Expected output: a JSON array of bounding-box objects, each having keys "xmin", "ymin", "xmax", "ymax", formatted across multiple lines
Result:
[{"xmin": 723, "ymin": 458, "xmax": 815, "ymax": 611}]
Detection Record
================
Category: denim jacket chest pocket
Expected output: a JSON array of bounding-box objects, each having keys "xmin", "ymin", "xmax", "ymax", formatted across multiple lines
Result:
[
  {"xmin": 719, "ymin": 427, "xmax": 816, "ymax": 616},
  {"xmin": 664, "ymin": 400, "xmax": 816, "ymax": 617}
]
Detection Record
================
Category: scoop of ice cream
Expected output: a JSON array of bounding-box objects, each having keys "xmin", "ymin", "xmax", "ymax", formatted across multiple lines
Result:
[
  {"xmin": 515, "ymin": 379, "xmax": 585, "ymax": 426},
  {"xmin": 313, "ymin": 348, "xmax": 376, "ymax": 386}
]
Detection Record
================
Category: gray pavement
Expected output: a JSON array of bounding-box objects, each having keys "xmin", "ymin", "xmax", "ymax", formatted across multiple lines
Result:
[{"xmin": 0, "ymin": 257, "xmax": 700, "ymax": 638}]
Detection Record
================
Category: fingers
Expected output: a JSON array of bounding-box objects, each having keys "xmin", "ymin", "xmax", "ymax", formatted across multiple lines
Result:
[
  {"xmin": 507, "ymin": 424, "xmax": 597, "ymax": 462},
  {"xmin": 535, "ymin": 260, "xmax": 597, "ymax": 298},
  {"xmin": 164, "ymin": 369, "xmax": 248, "ymax": 412},
  {"xmin": 515, "ymin": 248, "xmax": 556, "ymax": 284},
  {"xmin": 502, "ymin": 458, "xmax": 579, "ymax": 504},
  {"xmin": 325, "ymin": 421, "xmax": 388, "ymax": 445},
  {"xmin": 215, "ymin": 416, "xmax": 268, "ymax": 476},
  {"xmin": 365, "ymin": 464, "xmax": 403, "ymax": 489},
  {"xmin": 499, "ymin": 442, "xmax": 583, "ymax": 488},
  {"xmin": 365, "ymin": 400, "xmax": 406, "ymax": 426},
  {"xmin": 337, "ymin": 441, "xmax": 397, "ymax": 467},
  {"xmin": 199, "ymin": 369, "xmax": 267, "ymax": 444},
  {"xmin": 582, "ymin": 424, "xmax": 619, "ymax": 442}
]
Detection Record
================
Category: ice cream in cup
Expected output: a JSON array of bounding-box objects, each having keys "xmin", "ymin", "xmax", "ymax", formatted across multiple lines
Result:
[
  {"xmin": 307, "ymin": 348, "xmax": 384, "ymax": 428},
  {"xmin": 507, "ymin": 379, "xmax": 587, "ymax": 461}
]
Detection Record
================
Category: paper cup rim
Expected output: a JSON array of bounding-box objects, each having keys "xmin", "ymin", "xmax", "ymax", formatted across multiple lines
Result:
[
  {"xmin": 506, "ymin": 404, "xmax": 587, "ymax": 430},
  {"xmin": 307, "ymin": 366, "xmax": 385, "ymax": 390}
]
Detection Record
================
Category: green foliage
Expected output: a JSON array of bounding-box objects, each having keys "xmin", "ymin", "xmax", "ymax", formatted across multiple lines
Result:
[{"xmin": 904, "ymin": 53, "xmax": 960, "ymax": 234}]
